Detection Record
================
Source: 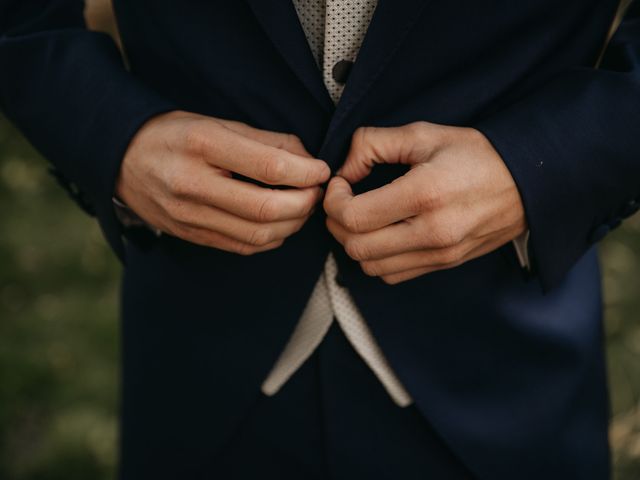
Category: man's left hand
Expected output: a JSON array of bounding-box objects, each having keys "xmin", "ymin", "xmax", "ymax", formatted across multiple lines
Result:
[{"xmin": 324, "ymin": 121, "xmax": 527, "ymax": 284}]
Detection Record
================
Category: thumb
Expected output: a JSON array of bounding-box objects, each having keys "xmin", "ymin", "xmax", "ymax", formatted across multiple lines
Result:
[
  {"xmin": 323, "ymin": 175, "xmax": 355, "ymax": 221},
  {"xmin": 337, "ymin": 124, "xmax": 417, "ymax": 184},
  {"xmin": 217, "ymin": 119, "xmax": 313, "ymax": 158}
]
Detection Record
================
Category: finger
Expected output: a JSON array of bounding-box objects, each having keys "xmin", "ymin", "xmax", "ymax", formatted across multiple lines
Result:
[
  {"xmin": 186, "ymin": 171, "xmax": 323, "ymax": 222},
  {"xmin": 174, "ymin": 223, "xmax": 285, "ymax": 256},
  {"xmin": 381, "ymin": 266, "xmax": 436, "ymax": 285},
  {"xmin": 360, "ymin": 244, "xmax": 469, "ymax": 277},
  {"xmin": 186, "ymin": 122, "xmax": 329, "ymax": 187},
  {"xmin": 215, "ymin": 120, "xmax": 313, "ymax": 158},
  {"xmin": 322, "ymin": 176, "xmax": 355, "ymax": 222},
  {"xmin": 325, "ymin": 173, "xmax": 424, "ymax": 232},
  {"xmin": 338, "ymin": 125, "xmax": 412, "ymax": 184},
  {"xmin": 172, "ymin": 203, "xmax": 310, "ymax": 247},
  {"xmin": 326, "ymin": 216, "xmax": 423, "ymax": 261},
  {"xmin": 377, "ymin": 233, "xmax": 513, "ymax": 284},
  {"xmin": 338, "ymin": 122, "xmax": 441, "ymax": 184}
]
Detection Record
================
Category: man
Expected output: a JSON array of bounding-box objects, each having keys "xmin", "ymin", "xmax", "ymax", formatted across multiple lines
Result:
[{"xmin": 0, "ymin": 0, "xmax": 638, "ymax": 478}]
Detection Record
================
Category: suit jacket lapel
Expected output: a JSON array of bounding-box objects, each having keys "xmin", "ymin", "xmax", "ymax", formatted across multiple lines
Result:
[
  {"xmin": 325, "ymin": 0, "xmax": 431, "ymax": 138},
  {"xmin": 244, "ymin": 0, "xmax": 335, "ymax": 113},
  {"xmin": 245, "ymin": 0, "xmax": 431, "ymax": 134}
]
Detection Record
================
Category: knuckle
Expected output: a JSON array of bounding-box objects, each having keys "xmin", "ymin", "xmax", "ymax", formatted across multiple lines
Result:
[
  {"xmin": 341, "ymin": 206, "xmax": 362, "ymax": 232},
  {"xmin": 302, "ymin": 164, "xmax": 317, "ymax": 186},
  {"xmin": 344, "ymin": 238, "xmax": 367, "ymax": 261},
  {"xmin": 271, "ymin": 239, "xmax": 285, "ymax": 251},
  {"xmin": 303, "ymin": 193, "xmax": 317, "ymax": 216},
  {"xmin": 405, "ymin": 223, "xmax": 428, "ymax": 249},
  {"xmin": 182, "ymin": 226, "xmax": 218, "ymax": 249},
  {"xmin": 163, "ymin": 167, "xmax": 186, "ymax": 196},
  {"xmin": 360, "ymin": 261, "xmax": 380, "ymax": 277},
  {"xmin": 261, "ymin": 156, "xmax": 287, "ymax": 184},
  {"xmin": 415, "ymin": 184, "xmax": 443, "ymax": 212},
  {"xmin": 292, "ymin": 217, "xmax": 308, "ymax": 234},
  {"xmin": 166, "ymin": 165, "xmax": 200, "ymax": 200},
  {"xmin": 416, "ymin": 121, "xmax": 444, "ymax": 146},
  {"xmin": 352, "ymin": 126, "xmax": 371, "ymax": 149},
  {"xmin": 184, "ymin": 126, "xmax": 207, "ymax": 152},
  {"xmin": 256, "ymin": 195, "xmax": 279, "ymax": 222},
  {"xmin": 466, "ymin": 127, "xmax": 486, "ymax": 145},
  {"xmin": 286, "ymin": 133, "xmax": 305, "ymax": 151},
  {"xmin": 430, "ymin": 231, "xmax": 452, "ymax": 249},
  {"xmin": 164, "ymin": 199, "xmax": 188, "ymax": 222},
  {"xmin": 248, "ymin": 227, "xmax": 274, "ymax": 247},
  {"xmin": 429, "ymin": 222, "xmax": 462, "ymax": 249},
  {"xmin": 381, "ymin": 275, "xmax": 400, "ymax": 285},
  {"xmin": 200, "ymin": 235, "xmax": 224, "ymax": 251},
  {"xmin": 408, "ymin": 121, "xmax": 427, "ymax": 135},
  {"xmin": 437, "ymin": 246, "xmax": 463, "ymax": 265},
  {"xmin": 270, "ymin": 239, "xmax": 285, "ymax": 249},
  {"xmin": 234, "ymin": 242, "xmax": 258, "ymax": 256},
  {"xmin": 167, "ymin": 222, "xmax": 188, "ymax": 240}
]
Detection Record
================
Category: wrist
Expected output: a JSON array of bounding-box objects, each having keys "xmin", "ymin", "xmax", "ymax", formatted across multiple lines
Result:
[{"xmin": 112, "ymin": 196, "xmax": 162, "ymax": 237}]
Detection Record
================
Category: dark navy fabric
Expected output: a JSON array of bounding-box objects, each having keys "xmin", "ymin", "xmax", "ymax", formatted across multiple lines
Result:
[
  {"xmin": 1, "ymin": 1, "xmax": 639, "ymax": 479},
  {"xmin": 207, "ymin": 322, "xmax": 474, "ymax": 480}
]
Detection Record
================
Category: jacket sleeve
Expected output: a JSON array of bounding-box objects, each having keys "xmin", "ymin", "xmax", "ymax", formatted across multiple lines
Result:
[
  {"xmin": 0, "ymin": 1, "xmax": 176, "ymax": 264},
  {"xmin": 474, "ymin": 1, "xmax": 640, "ymax": 292}
]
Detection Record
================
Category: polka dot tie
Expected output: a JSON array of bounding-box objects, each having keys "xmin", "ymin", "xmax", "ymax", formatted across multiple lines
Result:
[{"xmin": 261, "ymin": 0, "xmax": 413, "ymax": 407}]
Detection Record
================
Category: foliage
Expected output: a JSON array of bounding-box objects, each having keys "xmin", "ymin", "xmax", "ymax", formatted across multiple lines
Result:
[{"xmin": 0, "ymin": 116, "xmax": 120, "ymax": 480}]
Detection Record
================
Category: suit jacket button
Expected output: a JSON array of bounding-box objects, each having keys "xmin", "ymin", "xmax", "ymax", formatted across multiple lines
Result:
[
  {"xmin": 589, "ymin": 224, "xmax": 611, "ymax": 244},
  {"xmin": 332, "ymin": 60, "xmax": 354, "ymax": 84}
]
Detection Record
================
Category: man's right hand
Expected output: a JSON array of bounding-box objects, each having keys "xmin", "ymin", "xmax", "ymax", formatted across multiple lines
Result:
[{"xmin": 115, "ymin": 111, "xmax": 330, "ymax": 255}]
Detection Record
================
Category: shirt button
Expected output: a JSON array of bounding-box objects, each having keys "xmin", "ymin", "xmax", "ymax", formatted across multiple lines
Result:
[{"xmin": 332, "ymin": 60, "xmax": 354, "ymax": 84}]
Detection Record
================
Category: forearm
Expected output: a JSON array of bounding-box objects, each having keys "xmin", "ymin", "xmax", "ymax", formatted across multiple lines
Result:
[
  {"xmin": 475, "ymin": 2, "xmax": 640, "ymax": 290},
  {"xmin": 0, "ymin": 0, "xmax": 175, "ymax": 261}
]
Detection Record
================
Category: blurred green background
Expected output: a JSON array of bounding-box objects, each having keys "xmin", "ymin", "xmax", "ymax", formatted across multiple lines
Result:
[{"xmin": 1, "ymin": 2, "xmax": 639, "ymax": 479}]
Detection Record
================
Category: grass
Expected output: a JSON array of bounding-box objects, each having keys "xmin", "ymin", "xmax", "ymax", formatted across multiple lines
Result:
[
  {"xmin": 0, "ymin": 116, "xmax": 119, "ymax": 480},
  {"xmin": 0, "ymin": 113, "xmax": 639, "ymax": 479}
]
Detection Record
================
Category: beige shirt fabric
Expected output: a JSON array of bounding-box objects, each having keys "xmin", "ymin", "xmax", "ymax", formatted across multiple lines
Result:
[{"xmin": 261, "ymin": 0, "xmax": 531, "ymax": 408}]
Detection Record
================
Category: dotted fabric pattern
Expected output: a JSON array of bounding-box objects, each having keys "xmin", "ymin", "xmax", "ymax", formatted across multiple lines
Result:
[
  {"xmin": 262, "ymin": 0, "xmax": 413, "ymax": 407},
  {"xmin": 292, "ymin": 0, "xmax": 326, "ymax": 68},
  {"xmin": 293, "ymin": 0, "xmax": 378, "ymax": 103}
]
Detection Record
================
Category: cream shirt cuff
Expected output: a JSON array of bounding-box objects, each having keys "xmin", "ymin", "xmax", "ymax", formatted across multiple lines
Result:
[
  {"xmin": 512, "ymin": 230, "xmax": 531, "ymax": 270},
  {"xmin": 112, "ymin": 196, "xmax": 162, "ymax": 236}
]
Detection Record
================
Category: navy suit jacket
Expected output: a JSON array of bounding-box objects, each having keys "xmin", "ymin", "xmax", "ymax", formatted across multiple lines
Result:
[{"xmin": 1, "ymin": 1, "xmax": 640, "ymax": 478}]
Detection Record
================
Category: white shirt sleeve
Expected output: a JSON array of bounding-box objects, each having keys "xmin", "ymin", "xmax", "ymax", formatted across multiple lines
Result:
[
  {"xmin": 512, "ymin": 229, "xmax": 531, "ymax": 270},
  {"xmin": 112, "ymin": 196, "xmax": 162, "ymax": 236}
]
